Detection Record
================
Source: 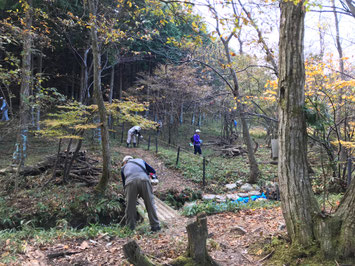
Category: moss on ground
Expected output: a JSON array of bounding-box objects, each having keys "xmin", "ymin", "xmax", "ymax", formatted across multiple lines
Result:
[{"xmin": 262, "ymin": 236, "xmax": 343, "ymax": 266}]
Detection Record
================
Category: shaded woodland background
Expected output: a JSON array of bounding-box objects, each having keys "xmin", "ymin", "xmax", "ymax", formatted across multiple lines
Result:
[{"xmin": 0, "ymin": 0, "xmax": 354, "ymax": 264}]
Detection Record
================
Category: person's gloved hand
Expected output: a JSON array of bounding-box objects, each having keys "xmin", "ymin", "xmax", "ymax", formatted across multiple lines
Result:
[
  {"xmin": 140, "ymin": 135, "xmax": 143, "ymax": 139},
  {"xmin": 150, "ymin": 173, "xmax": 157, "ymax": 179},
  {"xmin": 149, "ymin": 173, "xmax": 159, "ymax": 185}
]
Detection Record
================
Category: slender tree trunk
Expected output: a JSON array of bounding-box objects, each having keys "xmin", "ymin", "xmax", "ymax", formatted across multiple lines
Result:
[
  {"xmin": 180, "ymin": 102, "xmax": 183, "ymax": 124},
  {"xmin": 79, "ymin": 48, "xmax": 89, "ymax": 103},
  {"xmin": 191, "ymin": 104, "xmax": 195, "ymax": 125},
  {"xmin": 15, "ymin": 0, "xmax": 32, "ymax": 169},
  {"xmin": 108, "ymin": 65, "xmax": 115, "ymax": 128},
  {"xmin": 221, "ymin": 40, "xmax": 260, "ymax": 183},
  {"xmin": 331, "ymin": 0, "xmax": 348, "ymax": 181},
  {"xmin": 119, "ymin": 64, "xmax": 123, "ymax": 100},
  {"xmin": 89, "ymin": 0, "xmax": 111, "ymax": 193},
  {"xmin": 145, "ymin": 86, "xmax": 150, "ymax": 117},
  {"xmin": 71, "ymin": 65, "xmax": 75, "ymax": 100},
  {"xmin": 317, "ymin": 14, "xmax": 325, "ymax": 59},
  {"xmin": 109, "ymin": 65, "xmax": 114, "ymax": 104},
  {"xmin": 331, "ymin": 0, "xmax": 345, "ymax": 78},
  {"xmin": 278, "ymin": 0, "xmax": 355, "ymax": 259},
  {"xmin": 36, "ymin": 51, "xmax": 43, "ymax": 131}
]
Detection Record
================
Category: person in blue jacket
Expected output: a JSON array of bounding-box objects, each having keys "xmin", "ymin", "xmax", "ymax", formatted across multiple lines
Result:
[
  {"xmin": 121, "ymin": 156, "xmax": 160, "ymax": 232},
  {"xmin": 193, "ymin": 129, "xmax": 202, "ymax": 155},
  {"xmin": 0, "ymin": 97, "xmax": 9, "ymax": 121}
]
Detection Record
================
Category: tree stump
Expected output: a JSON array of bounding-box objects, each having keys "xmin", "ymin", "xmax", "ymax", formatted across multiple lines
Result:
[
  {"xmin": 185, "ymin": 212, "xmax": 220, "ymax": 266},
  {"xmin": 123, "ymin": 240, "xmax": 155, "ymax": 266},
  {"xmin": 271, "ymin": 139, "xmax": 278, "ymax": 160}
]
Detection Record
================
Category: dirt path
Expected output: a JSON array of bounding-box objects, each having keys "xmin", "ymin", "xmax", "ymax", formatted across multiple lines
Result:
[
  {"xmin": 115, "ymin": 146, "xmax": 200, "ymax": 194},
  {"xmin": 17, "ymin": 146, "xmax": 285, "ymax": 266}
]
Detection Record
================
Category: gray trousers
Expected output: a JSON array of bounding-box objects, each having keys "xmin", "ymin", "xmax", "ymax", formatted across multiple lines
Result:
[
  {"xmin": 126, "ymin": 133, "xmax": 136, "ymax": 145},
  {"xmin": 125, "ymin": 178, "xmax": 160, "ymax": 230}
]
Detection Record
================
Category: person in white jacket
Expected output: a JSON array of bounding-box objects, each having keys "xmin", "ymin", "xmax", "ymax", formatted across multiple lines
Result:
[{"xmin": 126, "ymin": 126, "xmax": 142, "ymax": 147}]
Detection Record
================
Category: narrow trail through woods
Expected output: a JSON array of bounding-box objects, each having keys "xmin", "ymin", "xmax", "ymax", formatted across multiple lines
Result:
[
  {"xmin": 19, "ymin": 147, "xmax": 285, "ymax": 266},
  {"xmin": 116, "ymin": 146, "xmax": 200, "ymax": 194}
]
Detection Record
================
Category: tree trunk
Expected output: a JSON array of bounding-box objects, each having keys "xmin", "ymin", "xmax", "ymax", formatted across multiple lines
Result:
[
  {"xmin": 332, "ymin": 178, "xmax": 355, "ymax": 258},
  {"xmin": 278, "ymin": 0, "xmax": 355, "ymax": 260},
  {"xmin": 71, "ymin": 65, "xmax": 76, "ymax": 100},
  {"xmin": 191, "ymin": 104, "xmax": 195, "ymax": 125},
  {"xmin": 145, "ymin": 86, "xmax": 150, "ymax": 117},
  {"xmin": 180, "ymin": 102, "xmax": 183, "ymax": 124},
  {"xmin": 36, "ymin": 51, "xmax": 43, "ymax": 131},
  {"xmin": 331, "ymin": 0, "xmax": 348, "ymax": 182},
  {"xmin": 108, "ymin": 65, "xmax": 115, "ymax": 128},
  {"xmin": 185, "ymin": 213, "xmax": 220, "ymax": 266},
  {"xmin": 220, "ymin": 39, "xmax": 260, "ymax": 183},
  {"xmin": 88, "ymin": 0, "xmax": 111, "ymax": 194},
  {"xmin": 109, "ymin": 65, "xmax": 115, "ymax": 104},
  {"xmin": 240, "ymin": 112, "xmax": 260, "ymax": 183},
  {"xmin": 278, "ymin": 0, "xmax": 320, "ymax": 247},
  {"xmin": 79, "ymin": 48, "xmax": 89, "ymax": 103},
  {"xmin": 15, "ymin": 0, "xmax": 32, "ymax": 169},
  {"xmin": 119, "ymin": 64, "xmax": 123, "ymax": 99}
]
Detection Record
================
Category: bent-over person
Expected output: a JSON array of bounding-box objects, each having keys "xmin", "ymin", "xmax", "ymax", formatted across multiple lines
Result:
[
  {"xmin": 121, "ymin": 156, "xmax": 160, "ymax": 232},
  {"xmin": 126, "ymin": 126, "xmax": 142, "ymax": 147}
]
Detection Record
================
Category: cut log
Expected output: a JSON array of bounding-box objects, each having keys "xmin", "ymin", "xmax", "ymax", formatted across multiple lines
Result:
[{"xmin": 123, "ymin": 240, "xmax": 155, "ymax": 266}]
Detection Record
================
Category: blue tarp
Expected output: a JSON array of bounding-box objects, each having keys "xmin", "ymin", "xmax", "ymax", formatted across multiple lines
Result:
[
  {"xmin": 233, "ymin": 192, "xmax": 267, "ymax": 203},
  {"xmin": 211, "ymin": 193, "xmax": 267, "ymax": 212}
]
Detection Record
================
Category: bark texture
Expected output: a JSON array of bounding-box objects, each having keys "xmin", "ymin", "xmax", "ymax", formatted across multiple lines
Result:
[
  {"xmin": 332, "ymin": 179, "xmax": 355, "ymax": 258},
  {"xmin": 278, "ymin": 0, "xmax": 355, "ymax": 260},
  {"xmin": 278, "ymin": 0, "xmax": 320, "ymax": 247},
  {"xmin": 88, "ymin": 0, "xmax": 111, "ymax": 193}
]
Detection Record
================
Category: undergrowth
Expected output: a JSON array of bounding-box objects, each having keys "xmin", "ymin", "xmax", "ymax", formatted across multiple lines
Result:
[
  {"xmin": 182, "ymin": 199, "xmax": 280, "ymax": 216},
  {"xmin": 0, "ymin": 223, "xmax": 133, "ymax": 264},
  {"xmin": 0, "ymin": 183, "xmax": 125, "ymax": 230},
  {"xmin": 157, "ymin": 146, "xmax": 249, "ymax": 185}
]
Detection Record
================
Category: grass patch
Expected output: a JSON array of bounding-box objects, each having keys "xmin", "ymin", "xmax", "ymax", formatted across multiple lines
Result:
[
  {"xmin": 249, "ymin": 127, "xmax": 268, "ymax": 139},
  {"xmin": 155, "ymin": 143, "xmax": 278, "ymax": 193},
  {"xmin": 156, "ymin": 146, "xmax": 249, "ymax": 186}
]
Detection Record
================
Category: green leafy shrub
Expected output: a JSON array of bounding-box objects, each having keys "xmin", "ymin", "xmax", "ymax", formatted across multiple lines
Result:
[
  {"xmin": 0, "ymin": 185, "xmax": 125, "ymax": 230},
  {"xmin": 182, "ymin": 199, "xmax": 280, "ymax": 217}
]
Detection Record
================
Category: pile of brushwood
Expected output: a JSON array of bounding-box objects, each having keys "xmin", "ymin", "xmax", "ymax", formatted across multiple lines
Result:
[{"xmin": 1, "ymin": 151, "xmax": 102, "ymax": 187}]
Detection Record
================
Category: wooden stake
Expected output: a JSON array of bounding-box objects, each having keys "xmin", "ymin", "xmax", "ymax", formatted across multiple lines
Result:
[
  {"xmin": 203, "ymin": 157, "xmax": 206, "ymax": 187},
  {"xmin": 155, "ymin": 134, "xmax": 158, "ymax": 154},
  {"xmin": 147, "ymin": 134, "xmax": 151, "ymax": 150},
  {"xmin": 176, "ymin": 146, "xmax": 180, "ymax": 166},
  {"xmin": 121, "ymin": 123, "xmax": 124, "ymax": 143}
]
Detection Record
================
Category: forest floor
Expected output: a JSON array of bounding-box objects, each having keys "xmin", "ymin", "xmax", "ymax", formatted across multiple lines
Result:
[{"xmin": 14, "ymin": 146, "xmax": 287, "ymax": 266}]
